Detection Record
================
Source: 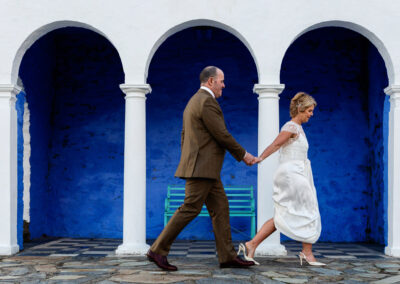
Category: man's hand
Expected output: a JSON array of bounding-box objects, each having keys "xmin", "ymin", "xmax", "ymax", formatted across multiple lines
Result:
[{"xmin": 243, "ymin": 152, "xmax": 256, "ymax": 166}]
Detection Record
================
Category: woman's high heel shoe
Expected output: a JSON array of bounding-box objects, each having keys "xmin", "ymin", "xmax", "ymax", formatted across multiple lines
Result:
[
  {"xmin": 237, "ymin": 243, "xmax": 260, "ymax": 265},
  {"xmin": 299, "ymin": 252, "xmax": 326, "ymax": 266}
]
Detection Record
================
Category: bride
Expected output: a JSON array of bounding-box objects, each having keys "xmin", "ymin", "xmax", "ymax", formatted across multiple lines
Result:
[{"xmin": 239, "ymin": 92, "xmax": 325, "ymax": 266}]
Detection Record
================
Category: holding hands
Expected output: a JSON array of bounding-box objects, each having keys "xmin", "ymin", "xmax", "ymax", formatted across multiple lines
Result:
[
  {"xmin": 252, "ymin": 157, "xmax": 263, "ymax": 165},
  {"xmin": 243, "ymin": 152, "xmax": 263, "ymax": 166}
]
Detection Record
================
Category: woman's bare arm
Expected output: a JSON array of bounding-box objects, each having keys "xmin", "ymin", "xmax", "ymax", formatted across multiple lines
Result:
[{"xmin": 255, "ymin": 131, "xmax": 294, "ymax": 163}]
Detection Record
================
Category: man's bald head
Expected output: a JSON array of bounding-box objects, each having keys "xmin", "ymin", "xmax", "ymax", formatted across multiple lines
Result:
[
  {"xmin": 199, "ymin": 66, "xmax": 225, "ymax": 98},
  {"xmin": 200, "ymin": 66, "xmax": 220, "ymax": 84}
]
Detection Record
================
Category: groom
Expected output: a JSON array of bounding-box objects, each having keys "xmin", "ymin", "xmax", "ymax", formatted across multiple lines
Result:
[{"xmin": 147, "ymin": 66, "xmax": 256, "ymax": 270}]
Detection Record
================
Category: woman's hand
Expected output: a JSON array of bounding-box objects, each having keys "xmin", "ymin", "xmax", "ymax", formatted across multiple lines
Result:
[{"xmin": 252, "ymin": 157, "xmax": 263, "ymax": 165}]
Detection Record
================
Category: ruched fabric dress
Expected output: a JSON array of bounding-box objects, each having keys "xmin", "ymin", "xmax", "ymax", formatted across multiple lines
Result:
[{"xmin": 273, "ymin": 121, "xmax": 321, "ymax": 244}]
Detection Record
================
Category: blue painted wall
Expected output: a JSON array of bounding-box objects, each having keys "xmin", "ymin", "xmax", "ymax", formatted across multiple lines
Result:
[
  {"xmin": 280, "ymin": 27, "xmax": 387, "ymax": 243},
  {"xmin": 18, "ymin": 28, "xmax": 124, "ymax": 240},
  {"xmin": 366, "ymin": 44, "xmax": 389, "ymax": 244},
  {"xmin": 147, "ymin": 27, "xmax": 258, "ymax": 240},
  {"xmin": 19, "ymin": 35, "xmax": 56, "ymax": 241}
]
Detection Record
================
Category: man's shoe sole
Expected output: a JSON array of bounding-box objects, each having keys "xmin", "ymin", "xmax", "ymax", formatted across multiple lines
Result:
[
  {"xmin": 147, "ymin": 255, "xmax": 155, "ymax": 262},
  {"xmin": 220, "ymin": 263, "xmax": 254, "ymax": 268}
]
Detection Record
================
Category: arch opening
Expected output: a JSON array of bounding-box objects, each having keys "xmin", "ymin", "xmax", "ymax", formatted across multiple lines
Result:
[
  {"xmin": 146, "ymin": 26, "xmax": 258, "ymax": 240},
  {"xmin": 280, "ymin": 27, "xmax": 388, "ymax": 244},
  {"xmin": 286, "ymin": 21, "xmax": 394, "ymax": 85},
  {"xmin": 17, "ymin": 27, "xmax": 125, "ymax": 248},
  {"xmin": 145, "ymin": 19, "xmax": 259, "ymax": 83}
]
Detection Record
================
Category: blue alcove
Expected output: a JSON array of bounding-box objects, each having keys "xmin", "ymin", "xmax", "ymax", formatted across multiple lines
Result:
[
  {"xmin": 280, "ymin": 27, "xmax": 388, "ymax": 244},
  {"xmin": 18, "ymin": 27, "xmax": 125, "ymax": 246},
  {"xmin": 146, "ymin": 26, "xmax": 258, "ymax": 240}
]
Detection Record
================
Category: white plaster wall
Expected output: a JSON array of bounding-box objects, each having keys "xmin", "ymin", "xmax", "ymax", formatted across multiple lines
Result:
[{"xmin": 0, "ymin": 0, "xmax": 400, "ymax": 85}]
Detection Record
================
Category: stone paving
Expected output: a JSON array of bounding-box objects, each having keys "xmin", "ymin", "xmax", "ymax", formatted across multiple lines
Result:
[{"xmin": 0, "ymin": 240, "xmax": 399, "ymax": 283}]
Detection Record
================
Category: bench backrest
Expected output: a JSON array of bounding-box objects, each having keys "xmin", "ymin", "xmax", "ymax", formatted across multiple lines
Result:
[{"xmin": 165, "ymin": 185, "xmax": 255, "ymax": 213}]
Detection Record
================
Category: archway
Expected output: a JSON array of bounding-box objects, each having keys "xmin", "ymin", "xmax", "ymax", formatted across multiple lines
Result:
[
  {"xmin": 146, "ymin": 26, "xmax": 258, "ymax": 240},
  {"xmin": 280, "ymin": 27, "xmax": 388, "ymax": 244},
  {"xmin": 17, "ymin": 27, "xmax": 125, "ymax": 248}
]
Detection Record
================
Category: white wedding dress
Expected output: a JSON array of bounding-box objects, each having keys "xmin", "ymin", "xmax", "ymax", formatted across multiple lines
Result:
[{"xmin": 273, "ymin": 121, "xmax": 321, "ymax": 244}]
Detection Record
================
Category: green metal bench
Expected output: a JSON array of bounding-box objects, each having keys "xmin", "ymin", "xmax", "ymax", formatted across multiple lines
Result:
[{"xmin": 164, "ymin": 185, "xmax": 256, "ymax": 238}]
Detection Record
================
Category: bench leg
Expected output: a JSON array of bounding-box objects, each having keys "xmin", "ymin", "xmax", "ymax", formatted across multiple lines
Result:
[{"xmin": 251, "ymin": 216, "xmax": 256, "ymax": 238}]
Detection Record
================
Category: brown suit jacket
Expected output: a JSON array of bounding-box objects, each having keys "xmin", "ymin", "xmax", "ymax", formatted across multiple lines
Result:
[{"xmin": 175, "ymin": 89, "xmax": 246, "ymax": 179}]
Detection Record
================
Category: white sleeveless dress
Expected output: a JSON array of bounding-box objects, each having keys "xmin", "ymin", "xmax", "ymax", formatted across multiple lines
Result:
[{"xmin": 273, "ymin": 121, "xmax": 321, "ymax": 244}]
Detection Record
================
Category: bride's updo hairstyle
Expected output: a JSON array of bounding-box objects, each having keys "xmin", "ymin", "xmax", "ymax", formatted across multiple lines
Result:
[{"xmin": 289, "ymin": 92, "xmax": 317, "ymax": 118}]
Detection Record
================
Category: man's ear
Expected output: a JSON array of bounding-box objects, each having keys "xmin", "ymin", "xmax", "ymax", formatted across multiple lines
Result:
[{"xmin": 207, "ymin": 76, "xmax": 214, "ymax": 85}]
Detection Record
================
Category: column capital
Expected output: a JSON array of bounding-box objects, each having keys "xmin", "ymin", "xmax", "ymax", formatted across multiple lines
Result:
[
  {"xmin": 120, "ymin": 84, "xmax": 152, "ymax": 99},
  {"xmin": 253, "ymin": 84, "xmax": 285, "ymax": 100},
  {"xmin": 0, "ymin": 84, "xmax": 21, "ymax": 103},
  {"xmin": 385, "ymin": 85, "xmax": 400, "ymax": 108},
  {"xmin": 384, "ymin": 85, "xmax": 400, "ymax": 96},
  {"xmin": 253, "ymin": 84, "xmax": 285, "ymax": 94}
]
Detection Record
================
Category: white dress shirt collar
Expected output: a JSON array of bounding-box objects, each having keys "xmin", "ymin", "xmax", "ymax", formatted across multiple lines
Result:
[{"xmin": 200, "ymin": 86, "xmax": 215, "ymax": 99}]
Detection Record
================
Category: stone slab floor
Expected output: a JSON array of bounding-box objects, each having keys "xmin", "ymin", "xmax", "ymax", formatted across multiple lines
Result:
[{"xmin": 0, "ymin": 239, "xmax": 399, "ymax": 283}]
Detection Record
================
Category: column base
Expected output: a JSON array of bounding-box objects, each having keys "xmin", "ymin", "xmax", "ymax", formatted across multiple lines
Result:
[
  {"xmin": 116, "ymin": 242, "xmax": 150, "ymax": 255},
  {"xmin": 255, "ymin": 243, "xmax": 287, "ymax": 256},
  {"xmin": 0, "ymin": 244, "xmax": 19, "ymax": 255},
  {"xmin": 385, "ymin": 246, "xmax": 400, "ymax": 257}
]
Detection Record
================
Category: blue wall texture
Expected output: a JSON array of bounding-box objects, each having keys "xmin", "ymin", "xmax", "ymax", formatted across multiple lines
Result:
[
  {"xmin": 147, "ymin": 27, "xmax": 259, "ymax": 240},
  {"xmin": 280, "ymin": 27, "xmax": 388, "ymax": 244},
  {"xmin": 17, "ymin": 26, "xmax": 388, "ymax": 244},
  {"xmin": 18, "ymin": 28, "xmax": 125, "ymax": 242},
  {"xmin": 19, "ymin": 35, "xmax": 56, "ymax": 242}
]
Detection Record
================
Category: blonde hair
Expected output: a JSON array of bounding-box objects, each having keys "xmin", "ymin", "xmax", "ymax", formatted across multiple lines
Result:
[{"xmin": 289, "ymin": 92, "xmax": 317, "ymax": 118}]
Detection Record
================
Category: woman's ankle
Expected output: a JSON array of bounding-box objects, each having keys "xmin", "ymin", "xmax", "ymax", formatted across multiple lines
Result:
[
  {"xmin": 301, "ymin": 250, "xmax": 313, "ymax": 257},
  {"xmin": 245, "ymin": 241, "xmax": 253, "ymax": 250},
  {"xmin": 245, "ymin": 241, "xmax": 256, "ymax": 257}
]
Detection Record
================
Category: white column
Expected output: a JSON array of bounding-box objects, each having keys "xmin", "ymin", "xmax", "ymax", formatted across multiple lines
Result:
[
  {"xmin": 0, "ymin": 84, "xmax": 20, "ymax": 255},
  {"xmin": 384, "ymin": 85, "xmax": 400, "ymax": 257},
  {"xmin": 116, "ymin": 84, "xmax": 151, "ymax": 255},
  {"xmin": 253, "ymin": 84, "xmax": 287, "ymax": 256}
]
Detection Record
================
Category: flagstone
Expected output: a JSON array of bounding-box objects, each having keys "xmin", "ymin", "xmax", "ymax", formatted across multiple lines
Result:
[
  {"xmin": 118, "ymin": 261, "xmax": 150, "ymax": 267},
  {"xmin": 357, "ymin": 273, "xmax": 387, "ymax": 279},
  {"xmin": 0, "ymin": 275, "xmax": 22, "ymax": 280},
  {"xmin": 272, "ymin": 278, "xmax": 308, "ymax": 283},
  {"xmin": 0, "ymin": 263, "xmax": 22, "ymax": 268},
  {"xmin": 375, "ymin": 263, "xmax": 400, "ymax": 269},
  {"xmin": 309, "ymin": 267, "xmax": 343, "ymax": 276},
  {"xmin": 117, "ymin": 269, "xmax": 141, "ymax": 275},
  {"xmin": 20, "ymin": 280, "xmax": 42, "ymax": 284},
  {"xmin": 383, "ymin": 269, "xmax": 400, "ymax": 273},
  {"xmin": 9, "ymin": 267, "xmax": 30, "ymax": 275},
  {"xmin": 262, "ymin": 271, "xmax": 288, "ymax": 278},
  {"xmin": 59, "ymin": 268, "xmax": 114, "ymax": 273},
  {"xmin": 195, "ymin": 278, "xmax": 250, "ymax": 284},
  {"xmin": 110, "ymin": 272, "xmax": 204, "ymax": 283},
  {"xmin": 213, "ymin": 273, "xmax": 251, "ymax": 280},
  {"xmin": 48, "ymin": 275, "xmax": 86, "ymax": 280},
  {"xmin": 254, "ymin": 275, "xmax": 286, "ymax": 283},
  {"xmin": 371, "ymin": 275, "xmax": 400, "ymax": 284},
  {"xmin": 175, "ymin": 269, "xmax": 210, "ymax": 276}
]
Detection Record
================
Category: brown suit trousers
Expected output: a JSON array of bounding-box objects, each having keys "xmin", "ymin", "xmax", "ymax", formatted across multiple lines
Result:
[{"xmin": 150, "ymin": 178, "xmax": 236, "ymax": 263}]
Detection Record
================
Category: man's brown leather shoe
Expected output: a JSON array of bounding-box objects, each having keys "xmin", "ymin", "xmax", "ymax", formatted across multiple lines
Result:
[
  {"xmin": 146, "ymin": 249, "xmax": 178, "ymax": 271},
  {"xmin": 219, "ymin": 256, "xmax": 255, "ymax": 268}
]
